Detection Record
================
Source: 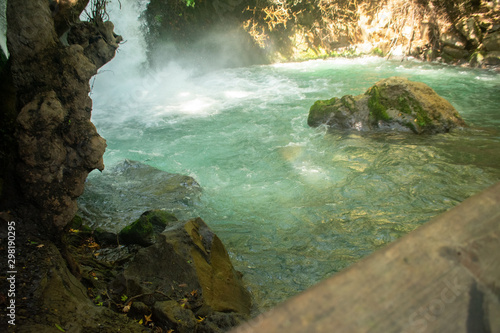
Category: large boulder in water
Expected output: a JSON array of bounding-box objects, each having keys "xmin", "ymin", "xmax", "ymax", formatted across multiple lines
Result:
[{"xmin": 307, "ymin": 77, "xmax": 467, "ymax": 134}]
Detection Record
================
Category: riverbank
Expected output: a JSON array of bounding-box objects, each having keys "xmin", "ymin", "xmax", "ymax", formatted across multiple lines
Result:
[{"xmin": 143, "ymin": 0, "xmax": 500, "ymax": 70}]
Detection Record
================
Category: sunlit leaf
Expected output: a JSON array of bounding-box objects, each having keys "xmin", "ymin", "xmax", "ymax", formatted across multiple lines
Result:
[{"xmin": 55, "ymin": 324, "xmax": 66, "ymax": 332}]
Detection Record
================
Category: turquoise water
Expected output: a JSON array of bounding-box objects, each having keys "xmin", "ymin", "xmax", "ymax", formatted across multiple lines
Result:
[{"xmin": 86, "ymin": 57, "xmax": 500, "ymax": 311}]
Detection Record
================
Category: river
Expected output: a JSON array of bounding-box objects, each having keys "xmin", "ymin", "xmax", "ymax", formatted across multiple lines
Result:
[{"xmin": 79, "ymin": 0, "xmax": 500, "ymax": 312}]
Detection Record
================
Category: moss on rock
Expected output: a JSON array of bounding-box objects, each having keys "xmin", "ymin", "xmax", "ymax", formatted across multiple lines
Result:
[
  {"xmin": 308, "ymin": 77, "xmax": 466, "ymax": 134},
  {"xmin": 119, "ymin": 210, "xmax": 178, "ymax": 246},
  {"xmin": 307, "ymin": 97, "xmax": 339, "ymax": 127},
  {"xmin": 367, "ymin": 86, "xmax": 391, "ymax": 123}
]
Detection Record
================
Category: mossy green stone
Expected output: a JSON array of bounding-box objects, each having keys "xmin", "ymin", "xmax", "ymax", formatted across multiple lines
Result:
[
  {"xmin": 67, "ymin": 215, "xmax": 84, "ymax": 230},
  {"xmin": 119, "ymin": 210, "xmax": 178, "ymax": 246},
  {"xmin": 307, "ymin": 97, "xmax": 338, "ymax": 126},
  {"xmin": 397, "ymin": 94, "xmax": 413, "ymax": 115},
  {"xmin": 307, "ymin": 77, "xmax": 466, "ymax": 134},
  {"xmin": 341, "ymin": 95, "xmax": 356, "ymax": 112},
  {"xmin": 367, "ymin": 86, "xmax": 391, "ymax": 122}
]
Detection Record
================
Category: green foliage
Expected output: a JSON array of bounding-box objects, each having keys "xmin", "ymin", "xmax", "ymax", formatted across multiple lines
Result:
[
  {"xmin": 54, "ymin": 324, "xmax": 66, "ymax": 332},
  {"xmin": 371, "ymin": 47, "xmax": 384, "ymax": 57},
  {"xmin": 93, "ymin": 294, "xmax": 104, "ymax": 306},
  {"xmin": 183, "ymin": 0, "xmax": 195, "ymax": 8},
  {"xmin": 154, "ymin": 14, "xmax": 163, "ymax": 24}
]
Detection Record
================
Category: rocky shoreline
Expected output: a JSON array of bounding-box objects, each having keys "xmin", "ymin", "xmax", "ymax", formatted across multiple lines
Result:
[{"xmin": 2, "ymin": 160, "xmax": 252, "ymax": 332}]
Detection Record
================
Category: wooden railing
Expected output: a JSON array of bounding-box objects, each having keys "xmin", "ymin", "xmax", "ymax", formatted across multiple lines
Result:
[{"xmin": 231, "ymin": 181, "xmax": 500, "ymax": 333}]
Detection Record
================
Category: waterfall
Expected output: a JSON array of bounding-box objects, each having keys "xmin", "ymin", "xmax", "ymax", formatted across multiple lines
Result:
[
  {"xmin": 88, "ymin": 0, "xmax": 150, "ymax": 97},
  {"xmin": 93, "ymin": 0, "xmax": 149, "ymax": 75},
  {"xmin": 87, "ymin": 0, "xmax": 203, "ymax": 127}
]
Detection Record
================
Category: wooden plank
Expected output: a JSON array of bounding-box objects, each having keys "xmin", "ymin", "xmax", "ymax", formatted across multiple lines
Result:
[{"xmin": 231, "ymin": 181, "xmax": 500, "ymax": 333}]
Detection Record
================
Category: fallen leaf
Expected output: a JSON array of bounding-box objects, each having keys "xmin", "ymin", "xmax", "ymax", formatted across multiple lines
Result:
[
  {"xmin": 190, "ymin": 289, "xmax": 198, "ymax": 296},
  {"xmin": 197, "ymin": 316, "xmax": 205, "ymax": 323},
  {"xmin": 178, "ymin": 283, "xmax": 187, "ymax": 288},
  {"xmin": 123, "ymin": 304, "xmax": 131, "ymax": 313},
  {"xmin": 37, "ymin": 244, "xmax": 45, "ymax": 248},
  {"xmin": 144, "ymin": 313, "xmax": 153, "ymax": 325},
  {"xmin": 54, "ymin": 323, "xmax": 66, "ymax": 332}
]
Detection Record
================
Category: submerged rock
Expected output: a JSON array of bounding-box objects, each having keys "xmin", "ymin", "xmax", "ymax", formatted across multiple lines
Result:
[
  {"xmin": 308, "ymin": 77, "xmax": 466, "ymax": 134},
  {"xmin": 78, "ymin": 159, "xmax": 201, "ymax": 231}
]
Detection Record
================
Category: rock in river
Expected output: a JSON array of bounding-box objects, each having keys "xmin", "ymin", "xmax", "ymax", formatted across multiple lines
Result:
[
  {"xmin": 78, "ymin": 159, "xmax": 201, "ymax": 231},
  {"xmin": 307, "ymin": 77, "xmax": 467, "ymax": 134},
  {"xmin": 109, "ymin": 212, "xmax": 252, "ymax": 332}
]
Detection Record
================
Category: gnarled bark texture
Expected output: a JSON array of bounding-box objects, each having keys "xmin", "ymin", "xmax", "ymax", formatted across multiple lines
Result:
[{"xmin": 5, "ymin": 0, "xmax": 121, "ymax": 230}]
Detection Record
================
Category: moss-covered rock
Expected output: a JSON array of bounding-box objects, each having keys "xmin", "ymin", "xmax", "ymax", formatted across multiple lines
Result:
[
  {"xmin": 483, "ymin": 31, "xmax": 500, "ymax": 52},
  {"xmin": 119, "ymin": 210, "xmax": 178, "ymax": 246},
  {"xmin": 308, "ymin": 77, "xmax": 467, "ymax": 134},
  {"xmin": 114, "ymin": 216, "xmax": 251, "ymax": 332},
  {"xmin": 367, "ymin": 86, "xmax": 391, "ymax": 122},
  {"xmin": 307, "ymin": 97, "xmax": 339, "ymax": 127},
  {"xmin": 153, "ymin": 300, "xmax": 198, "ymax": 332}
]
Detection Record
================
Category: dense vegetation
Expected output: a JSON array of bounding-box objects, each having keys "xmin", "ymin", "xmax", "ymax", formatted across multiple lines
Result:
[{"xmin": 143, "ymin": 0, "xmax": 499, "ymax": 67}]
